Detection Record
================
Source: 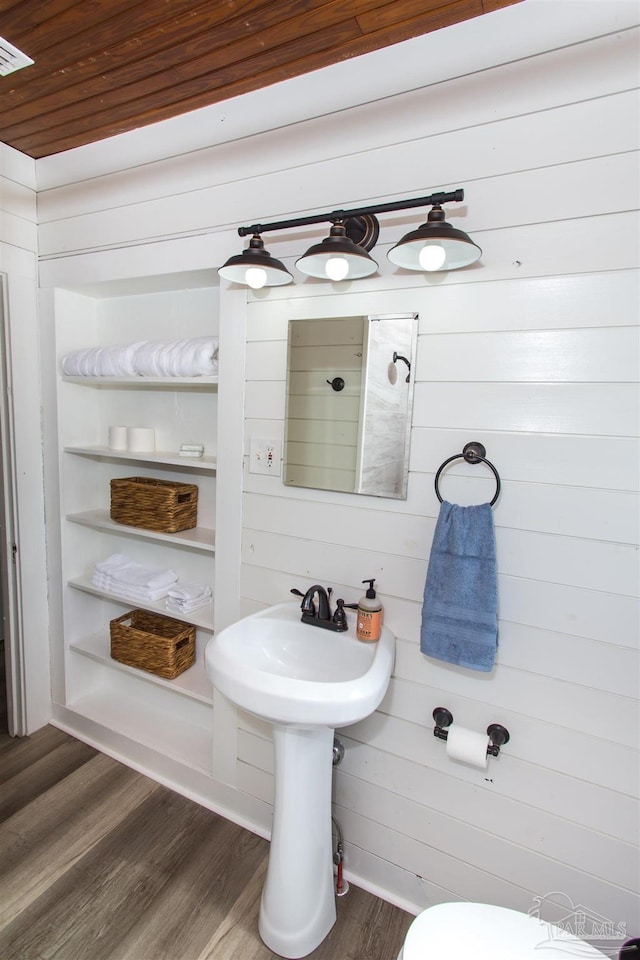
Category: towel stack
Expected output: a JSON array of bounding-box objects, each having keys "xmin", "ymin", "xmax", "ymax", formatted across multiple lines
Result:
[
  {"xmin": 62, "ymin": 336, "xmax": 219, "ymax": 378},
  {"xmin": 92, "ymin": 553, "xmax": 178, "ymax": 602},
  {"xmin": 165, "ymin": 581, "xmax": 212, "ymax": 615}
]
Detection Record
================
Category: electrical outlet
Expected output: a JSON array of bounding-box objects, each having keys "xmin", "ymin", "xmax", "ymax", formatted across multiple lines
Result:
[{"xmin": 249, "ymin": 438, "xmax": 282, "ymax": 476}]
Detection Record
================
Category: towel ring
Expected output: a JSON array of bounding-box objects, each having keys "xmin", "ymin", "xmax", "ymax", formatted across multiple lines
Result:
[{"xmin": 435, "ymin": 441, "xmax": 501, "ymax": 506}]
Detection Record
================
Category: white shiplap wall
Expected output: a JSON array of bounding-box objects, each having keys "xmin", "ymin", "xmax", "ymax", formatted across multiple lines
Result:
[
  {"xmin": 236, "ymin": 23, "xmax": 640, "ymax": 948},
  {"xmin": 31, "ymin": 0, "xmax": 639, "ymax": 950}
]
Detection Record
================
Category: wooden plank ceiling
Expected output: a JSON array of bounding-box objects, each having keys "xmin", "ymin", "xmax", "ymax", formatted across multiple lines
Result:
[{"xmin": 0, "ymin": 0, "xmax": 522, "ymax": 159}]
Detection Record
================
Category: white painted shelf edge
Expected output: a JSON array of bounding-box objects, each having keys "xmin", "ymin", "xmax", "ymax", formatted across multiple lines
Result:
[
  {"xmin": 68, "ymin": 576, "xmax": 215, "ymax": 631},
  {"xmin": 67, "ymin": 690, "xmax": 213, "ymax": 775},
  {"xmin": 69, "ymin": 631, "xmax": 213, "ymax": 704},
  {"xmin": 62, "ymin": 375, "xmax": 218, "ymax": 387},
  {"xmin": 65, "ymin": 445, "xmax": 217, "ymax": 471},
  {"xmin": 67, "ymin": 509, "xmax": 215, "ymax": 552}
]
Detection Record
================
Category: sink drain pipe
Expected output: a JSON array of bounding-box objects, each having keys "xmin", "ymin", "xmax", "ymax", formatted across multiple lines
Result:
[{"xmin": 332, "ymin": 737, "xmax": 349, "ymax": 897}]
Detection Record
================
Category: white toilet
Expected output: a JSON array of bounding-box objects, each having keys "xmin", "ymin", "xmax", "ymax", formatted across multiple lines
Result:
[{"xmin": 397, "ymin": 902, "xmax": 610, "ymax": 959}]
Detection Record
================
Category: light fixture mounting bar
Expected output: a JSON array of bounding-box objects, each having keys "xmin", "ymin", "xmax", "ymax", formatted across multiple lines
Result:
[{"xmin": 237, "ymin": 188, "xmax": 464, "ymax": 238}]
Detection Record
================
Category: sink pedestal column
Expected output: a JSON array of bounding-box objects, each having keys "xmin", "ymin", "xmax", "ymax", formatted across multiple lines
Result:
[{"xmin": 259, "ymin": 724, "xmax": 336, "ymax": 958}]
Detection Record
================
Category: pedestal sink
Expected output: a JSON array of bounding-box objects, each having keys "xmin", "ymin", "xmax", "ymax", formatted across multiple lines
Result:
[{"xmin": 205, "ymin": 601, "xmax": 395, "ymax": 959}]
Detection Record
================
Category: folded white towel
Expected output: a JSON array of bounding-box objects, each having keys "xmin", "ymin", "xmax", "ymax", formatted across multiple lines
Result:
[
  {"xmin": 94, "ymin": 553, "xmax": 130, "ymax": 573},
  {"xmin": 165, "ymin": 595, "xmax": 213, "ymax": 614},
  {"xmin": 167, "ymin": 581, "xmax": 212, "ymax": 602},
  {"xmin": 91, "ymin": 574, "xmax": 174, "ymax": 603},
  {"xmin": 95, "ymin": 555, "xmax": 176, "ymax": 590},
  {"xmin": 111, "ymin": 564, "xmax": 178, "ymax": 591},
  {"xmin": 92, "ymin": 554, "xmax": 178, "ymax": 592}
]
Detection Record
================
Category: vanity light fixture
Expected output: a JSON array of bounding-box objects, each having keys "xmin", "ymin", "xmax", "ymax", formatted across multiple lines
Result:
[{"xmin": 218, "ymin": 188, "xmax": 481, "ymax": 287}]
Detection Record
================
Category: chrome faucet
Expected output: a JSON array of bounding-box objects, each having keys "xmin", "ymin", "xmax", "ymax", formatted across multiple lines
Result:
[{"xmin": 291, "ymin": 585, "xmax": 349, "ymax": 632}]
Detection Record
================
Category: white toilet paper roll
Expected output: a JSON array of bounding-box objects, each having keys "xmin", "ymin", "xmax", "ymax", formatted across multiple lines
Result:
[
  {"xmin": 108, "ymin": 425, "xmax": 128, "ymax": 450},
  {"xmin": 446, "ymin": 726, "xmax": 489, "ymax": 769},
  {"xmin": 126, "ymin": 426, "xmax": 155, "ymax": 452}
]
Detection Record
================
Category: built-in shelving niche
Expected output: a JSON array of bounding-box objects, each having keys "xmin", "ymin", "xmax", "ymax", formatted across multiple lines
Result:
[{"xmin": 55, "ymin": 275, "xmax": 219, "ymax": 777}]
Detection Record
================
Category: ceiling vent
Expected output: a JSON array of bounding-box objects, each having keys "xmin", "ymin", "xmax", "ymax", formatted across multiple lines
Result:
[{"xmin": 0, "ymin": 36, "xmax": 34, "ymax": 77}]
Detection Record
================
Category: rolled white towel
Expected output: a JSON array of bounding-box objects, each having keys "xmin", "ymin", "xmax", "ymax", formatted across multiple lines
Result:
[
  {"xmin": 61, "ymin": 350, "xmax": 83, "ymax": 376},
  {"xmin": 64, "ymin": 337, "xmax": 219, "ymax": 378},
  {"xmin": 62, "ymin": 346, "xmax": 100, "ymax": 376},
  {"xmin": 61, "ymin": 353, "xmax": 78, "ymax": 376},
  {"xmin": 173, "ymin": 337, "xmax": 219, "ymax": 377},
  {"xmin": 95, "ymin": 342, "xmax": 145, "ymax": 376},
  {"xmin": 147, "ymin": 337, "xmax": 218, "ymax": 378},
  {"xmin": 131, "ymin": 340, "xmax": 165, "ymax": 377},
  {"xmin": 157, "ymin": 339, "xmax": 183, "ymax": 378},
  {"xmin": 92, "ymin": 347, "xmax": 118, "ymax": 376}
]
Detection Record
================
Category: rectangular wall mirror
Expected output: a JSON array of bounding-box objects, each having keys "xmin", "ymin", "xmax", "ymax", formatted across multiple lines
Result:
[{"xmin": 284, "ymin": 312, "xmax": 418, "ymax": 499}]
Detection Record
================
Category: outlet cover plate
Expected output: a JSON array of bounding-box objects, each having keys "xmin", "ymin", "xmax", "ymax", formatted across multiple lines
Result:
[{"xmin": 249, "ymin": 438, "xmax": 282, "ymax": 476}]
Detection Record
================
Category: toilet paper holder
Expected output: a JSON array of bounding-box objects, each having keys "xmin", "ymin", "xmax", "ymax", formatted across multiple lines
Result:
[{"xmin": 432, "ymin": 707, "xmax": 510, "ymax": 758}]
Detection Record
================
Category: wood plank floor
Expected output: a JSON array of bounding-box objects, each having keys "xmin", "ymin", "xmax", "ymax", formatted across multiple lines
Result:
[{"xmin": 0, "ymin": 725, "xmax": 413, "ymax": 960}]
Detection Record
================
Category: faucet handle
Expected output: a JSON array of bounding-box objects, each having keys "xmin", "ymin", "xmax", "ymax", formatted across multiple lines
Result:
[
  {"xmin": 332, "ymin": 598, "xmax": 347, "ymax": 630},
  {"xmin": 291, "ymin": 587, "xmax": 315, "ymax": 615}
]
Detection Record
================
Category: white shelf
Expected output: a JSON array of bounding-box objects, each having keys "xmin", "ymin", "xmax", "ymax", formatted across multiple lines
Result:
[
  {"xmin": 69, "ymin": 631, "xmax": 213, "ymax": 704},
  {"xmin": 65, "ymin": 445, "xmax": 217, "ymax": 471},
  {"xmin": 67, "ymin": 689, "xmax": 212, "ymax": 775},
  {"xmin": 62, "ymin": 375, "xmax": 218, "ymax": 387},
  {"xmin": 67, "ymin": 509, "xmax": 215, "ymax": 552},
  {"xmin": 68, "ymin": 576, "xmax": 215, "ymax": 632}
]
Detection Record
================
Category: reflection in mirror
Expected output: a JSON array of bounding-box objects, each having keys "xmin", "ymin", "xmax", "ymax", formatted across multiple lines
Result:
[{"xmin": 284, "ymin": 313, "xmax": 418, "ymax": 498}]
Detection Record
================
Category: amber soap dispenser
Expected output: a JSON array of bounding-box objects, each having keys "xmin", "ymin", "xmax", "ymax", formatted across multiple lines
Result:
[{"xmin": 356, "ymin": 578, "xmax": 383, "ymax": 642}]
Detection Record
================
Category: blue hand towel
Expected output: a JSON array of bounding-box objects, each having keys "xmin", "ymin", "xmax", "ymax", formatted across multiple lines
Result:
[{"xmin": 420, "ymin": 500, "xmax": 498, "ymax": 671}]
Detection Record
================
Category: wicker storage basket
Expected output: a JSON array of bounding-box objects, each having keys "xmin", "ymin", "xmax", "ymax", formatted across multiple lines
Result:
[
  {"xmin": 110, "ymin": 609, "xmax": 196, "ymax": 679},
  {"xmin": 110, "ymin": 477, "xmax": 198, "ymax": 533}
]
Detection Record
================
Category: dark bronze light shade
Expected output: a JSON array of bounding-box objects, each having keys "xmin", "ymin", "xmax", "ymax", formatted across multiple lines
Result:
[
  {"xmin": 218, "ymin": 234, "xmax": 293, "ymax": 288},
  {"xmin": 387, "ymin": 205, "xmax": 481, "ymax": 272},
  {"xmin": 296, "ymin": 222, "xmax": 378, "ymax": 280}
]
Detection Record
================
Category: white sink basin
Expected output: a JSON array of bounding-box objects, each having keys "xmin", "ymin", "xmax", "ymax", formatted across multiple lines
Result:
[{"xmin": 206, "ymin": 600, "xmax": 395, "ymax": 728}]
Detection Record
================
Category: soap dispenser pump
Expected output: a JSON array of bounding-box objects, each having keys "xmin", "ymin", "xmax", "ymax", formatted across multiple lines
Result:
[{"xmin": 356, "ymin": 578, "xmax": 383, "ymax": 642}]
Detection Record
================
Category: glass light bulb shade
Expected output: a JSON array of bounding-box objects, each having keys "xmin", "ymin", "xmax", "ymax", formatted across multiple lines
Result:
[
  {"xmin": 388, "ymin": 221, "xmax": 481, "ymax": 272},
  {"xmin": 325, "ymin": 256, "xmax": 350, "ymax": 281},
  {"xmin": 296, "ymin": 222, "xmax": 378, "ymax": 280},
  {"xmin": 218, "ymin": 257, "xmax": 292, "ymax": 286},
  {"xmin": 418, "ymin": 243, "xmax": 447, "ymax": 271},
  {"xmin": 245, "ymin": 266, "xmax": 267, "ymax": 289},
  {"xmin": 218, "ymin": 235, "xmax": 293, "ymax": 287},
  {"xmin": 296, "ymin": 249, "xmax": 377, "ymax": 279}
]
